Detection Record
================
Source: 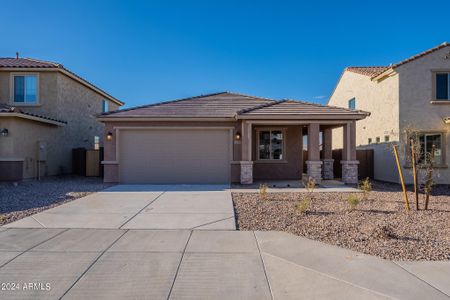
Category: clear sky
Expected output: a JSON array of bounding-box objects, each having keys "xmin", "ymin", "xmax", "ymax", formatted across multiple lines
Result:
[{"xmin": 1, "ymin": 0, "xmax": 449, "ymax": 107}]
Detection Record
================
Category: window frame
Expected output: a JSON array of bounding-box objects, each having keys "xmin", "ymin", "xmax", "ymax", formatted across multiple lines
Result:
[
  {"xmin": 255, "ymin": 128, "xmax": 287, "ymax": 162},
  {"xmin": 368, "ymin": 138, "xmax": 372, "ymax": 144},
  {"xmin": 431, "ymin": 70, "xmax": 450, "ymax": 102},
  {"xmin": 10, "ymin": 73, "xmax": 40, "ymax": 106},
  {"xmin": 102, "ymin": 100, "xmax": 109, "ymax": 113},
  {"xmin": 405, "ymin": 130, "xmax": 447, "ymax": 168},
  {"xmin": 348, "ymin": 97, "xmax": 356, "ymax": 110}
]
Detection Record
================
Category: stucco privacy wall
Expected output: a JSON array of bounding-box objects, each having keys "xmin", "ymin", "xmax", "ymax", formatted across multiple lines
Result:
[
  {"xmin": 0, "ymin": 70, "xmax": 120, "ymax": 178},
  {"xmin": 396, "ymin": 45, "xmax": 450, "ymax": 184}
]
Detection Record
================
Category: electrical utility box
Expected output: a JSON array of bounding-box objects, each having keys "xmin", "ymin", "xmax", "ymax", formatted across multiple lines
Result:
[{"xmin": 37, "ymin": 141, "xmax": 48, "ymax": 161}]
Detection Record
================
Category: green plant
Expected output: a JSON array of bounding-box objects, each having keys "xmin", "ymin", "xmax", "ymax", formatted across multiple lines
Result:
[
  {"xmin": 347, "ymin": 194, "xmax": 360, "ymax": 211},
  {"xmin": 259, "ymin": 183, "xmax": 268, "ymax": 201},
  {"xmin": 297, "ymin": 195, "xmax": 312, "ymax": 214},
  {"xmin": 358, "ymin": 177, "xmax": 372, "ymax": 200}
]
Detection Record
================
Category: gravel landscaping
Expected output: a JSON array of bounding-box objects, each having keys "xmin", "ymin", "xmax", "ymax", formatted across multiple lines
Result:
[
  {"xmin": 233, "ymin": 181, "xmax": 450, "ymax": 261},
  {"xmin": 0, "ymin": 176, "xmax": 113, "ymax": 225}
]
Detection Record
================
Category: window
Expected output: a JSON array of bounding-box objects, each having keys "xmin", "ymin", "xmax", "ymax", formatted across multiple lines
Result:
[
  {"xmin": 417, "ymin": 133, "xmax": 443, "ymax": 165},
  {"xmin": 348, "ymin": 98, "xmax": 356, "ymax": 110},
  {"xmin": 13, "ymin": 75, "xmax": 37, "ymax": 103},
  {"xmin": 368, "ymin": 138, "xmax": 372, "ymax": 144},
  {"xmin": 436, "ymin": 73, "xmax": 450, "ymax": 100},
  {"xmin": 376, "ymin": 137, "xmax": 380, "ymax": 143},
  {"xmin": 94, "ymin": 136, "xmax": 100, "ymax": 150},
  {"xmin": 258, "ymin": 130, "xmax": 284, "ymax": 160},
  {"xmin": 384, "ymin": 135, "xmax": 390, "ymax": 142},
  {"xmin": 102, "ymin": 100, "xmax": 109, "ymax": 113}
]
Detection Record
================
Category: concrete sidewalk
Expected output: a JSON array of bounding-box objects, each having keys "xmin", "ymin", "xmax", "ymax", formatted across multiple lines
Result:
[
  {"xmin": 3, "ymin": 185, "xmax": 235, "ymax": 230},
  {"xmin": 0, "ymin": 229, "xmax": 448, "ymax": 300}
]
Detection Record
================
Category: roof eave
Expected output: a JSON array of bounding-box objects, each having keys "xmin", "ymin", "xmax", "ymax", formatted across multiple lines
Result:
[
  {"xmin": 236, "ymin": 113, "xmax": 369, "ymax": 120},
  {"xmin": 371, "ymin": 68, "xmax": 396, "ymax": 81},
  {"xmin": 0, "ymin": 112, "xmax": 66, "ymax": 126},
  {"xmin": 97, "ymin": 116, "xmax": 236, "ymax": 122}
]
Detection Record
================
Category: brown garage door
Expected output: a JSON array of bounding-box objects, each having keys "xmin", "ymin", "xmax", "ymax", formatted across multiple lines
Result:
[{"xmin": 119, "ymin": 129, "xmax": 231, "ymax": 184}]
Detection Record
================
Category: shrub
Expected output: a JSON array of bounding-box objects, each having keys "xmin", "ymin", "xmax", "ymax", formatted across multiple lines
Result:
[
  {"xmin": 259, "ymin": 183, "xmax": 268, "ymax": 201},
  {"xmin": 347, "ymin": 194, "xmax": 360, "ymax": 211},
  {"xmin": 359, "ymin": 177, "xmax": 372, "ymax": 200},
  {"xmin": 297, "ymin": 195, "xmax": 312, "ymax": 214}
]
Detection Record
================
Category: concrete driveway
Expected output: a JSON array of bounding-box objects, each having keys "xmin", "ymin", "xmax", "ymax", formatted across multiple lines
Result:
[
  {"xmin": 0, "ymin": 228, "xmax": 448, "ymax": 300},
  {"xmin": 4, "ymin": 185, "xmax": 235, "ymax": 230}
]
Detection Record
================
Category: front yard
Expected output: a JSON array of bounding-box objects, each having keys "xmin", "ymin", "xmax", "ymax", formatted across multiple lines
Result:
[
  {"xmin": 0, "ymin": 176, "xmax": 113, "ymax": 225},
  {"xmin": 232, "ymin": 181, "xmax": 450, "ymax": 261}
]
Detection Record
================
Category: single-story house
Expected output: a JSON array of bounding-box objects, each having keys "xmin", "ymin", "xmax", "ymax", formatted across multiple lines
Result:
[{"xmin": 98, "ymin": 92, "xmax": 369, "ymax": 184}]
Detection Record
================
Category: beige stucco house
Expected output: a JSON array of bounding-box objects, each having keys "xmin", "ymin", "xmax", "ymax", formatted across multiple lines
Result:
[
  {"xmin": 0, "ymin": 57, "xmax": 123, "ymax": 181},
  {"xmin": 98, "ymin": 92, "xmax": 368, "ymax": 184},
  {"xmin": 328, "ymin": 42, "xmax": 450, "ymax": 184}
]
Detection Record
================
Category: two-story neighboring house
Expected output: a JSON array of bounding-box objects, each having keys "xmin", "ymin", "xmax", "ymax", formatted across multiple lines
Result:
[
  {"xmin": 0, "ymin": 56, "xmax": 123, "ymax": 181},
  {"xmin": 328, "ymin": 42, "xmax": 450, "ymax": 184}
]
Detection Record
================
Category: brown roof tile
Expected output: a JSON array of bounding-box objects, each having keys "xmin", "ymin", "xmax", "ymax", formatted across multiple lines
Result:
[
  {"xmin": 346, "ymin": 66, "xmax": 390, "ymax": 77},
  {"xmin": 0, "ymin": 103, "xmax": 67, "ymax": 124}
]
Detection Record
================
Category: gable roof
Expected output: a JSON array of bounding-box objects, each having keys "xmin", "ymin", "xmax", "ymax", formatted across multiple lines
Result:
[
  {"xmin": 0, "ymin": 57, "xmax": 124, "ymax": 106},
  {"xmin": 346, "ymin": 42, "xmax": 450, "ymax": 79},
  {"xmin": 0, "ymin": 103, "xmax": 67, "ymax": 126},
  {"xmin": 98, "ymin": 92, "xmax": 369, "ymax": 121}
]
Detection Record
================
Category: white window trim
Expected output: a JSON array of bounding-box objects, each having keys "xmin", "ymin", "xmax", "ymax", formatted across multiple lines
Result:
[
  {"xmin": 348, "ymin": 98, "xmax": 356, "ymax": 110},
  {"xmin": 255, "ymin": 128, "xmax": 287, "ymax": 162},
  {"xmin": 9, "ymin": 73, "xmax": 40, "ymax": 106}
]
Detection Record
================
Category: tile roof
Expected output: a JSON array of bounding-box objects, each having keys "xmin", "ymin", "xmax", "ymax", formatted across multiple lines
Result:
[
  {"xmin": 99, "ymin": 92, "xmax": 369, "ymax": 119},
  {"xmin": 239, "ymin": 100, "xmax": 369, "ymax": 116},
  {"xmin": 0, "ymin": 57, "xmax": 123, "ymax": 105},
  {"xmin": 0, "ymin": 103, "xmax": 67, "ymax": 125},
  {"xmin": 346, "ymin": 67, "xmax": 390, "ymax": 77},
  {"xmin": 346, "ymin": 42, "xmax": 450, "ymax": 78}
]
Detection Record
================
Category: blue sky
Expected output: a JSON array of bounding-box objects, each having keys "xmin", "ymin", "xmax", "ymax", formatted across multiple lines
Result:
[{"xmin": 1, "ymin": 0, "xmax": 449, "ymax": 107}]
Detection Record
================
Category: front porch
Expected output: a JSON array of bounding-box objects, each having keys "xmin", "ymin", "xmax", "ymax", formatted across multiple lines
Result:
[{"xmin": 235, "ymin": 119, "xmax": 360, "ymax": 185}]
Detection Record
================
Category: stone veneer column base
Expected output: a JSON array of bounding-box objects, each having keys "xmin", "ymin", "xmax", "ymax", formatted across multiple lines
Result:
[
  {"xmin": 305, "ymin": 160, "xmax": 323, "ymax": 184},
  {"xmin": 240, "ymin": 161, "xmax": 253, "ymax": 184},
  {"xmin": 341, "ymin": 160, "xmax": 359, "ymax": 184},
  {"xmin": 322, "ymin": 159, "xmax": 334, "ymax": 180}
]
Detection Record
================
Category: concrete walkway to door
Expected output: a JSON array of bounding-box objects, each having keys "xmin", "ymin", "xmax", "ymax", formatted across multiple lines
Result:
[{"xmin": 3, "ymin": 185, "xmax": 235, "ymax": 230}]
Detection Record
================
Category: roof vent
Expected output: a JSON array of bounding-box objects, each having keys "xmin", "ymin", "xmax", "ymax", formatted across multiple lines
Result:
[{"xmin": 15, "ymin": 52, "xmax": 19, "ymax": 59}]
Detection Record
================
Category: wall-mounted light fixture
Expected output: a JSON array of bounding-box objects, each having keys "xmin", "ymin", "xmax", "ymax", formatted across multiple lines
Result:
[
  {"xmin": 235, "ymin": 131, "xmax": 241, "ymax": 141},
  {"xmin": 106, "ymin": 131, "xmax": 113, "ymax": 141},
  {"xmin": 0, "ymin": 128, "xmax": 8, "ymax": 137}
]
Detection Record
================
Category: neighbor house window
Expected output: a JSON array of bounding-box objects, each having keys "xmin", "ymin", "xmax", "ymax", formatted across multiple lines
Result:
[
  {"xmin": 102, "ymin": 100, "xmax": 109, "ymax": 112},
  {"xmin": 94, "ymin": 136, "xmax": 100, "ymax": 150},
  {"xmin": 384, "ymin": 135, "xmax": 390, "ymax": 142},
  {"xmin": 376, "ymin": 137, "xmax": 380, "ymax": 143},
  {"xmin": 13, "ymin": 75, "xmax": 37, "ymax": 104},
  {"xmin": 258, "ymin": 130, "xmax": 284, "ymax": 160},
  {"xmin": 436, "ymin": 73, "xmax": 450, "ymax": 100},
  {"xmin": 417, "ymin": 133, "xmax": 443, "ymax": 165},
  {"xmin": 348, "ymin": 98, "xmax": 356, "ymax": 110},
  {"xmin": 368, "ymin": 138, "xmax": 372, "ymax": 144}
]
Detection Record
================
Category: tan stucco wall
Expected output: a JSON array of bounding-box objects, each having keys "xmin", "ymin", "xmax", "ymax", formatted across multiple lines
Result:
[
  {"xmin": 0, "ymin": 70, "xmax": 121, "ymax": 179},
  {"xmin": 396, "ymin": 45, "xmax": 450, "ymax": 184}
]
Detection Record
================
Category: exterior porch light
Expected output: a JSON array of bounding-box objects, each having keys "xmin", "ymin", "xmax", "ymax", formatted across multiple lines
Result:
[
  {"xmin": 0, "ymin": 128, "xmax": 8, "ymax": 137},
  {"xmin": 106, "ymin": 131, "xmax": 113, "ymax": 141},
  {"xmin": 235, "ymin": 131, "xmax": 241, "ymax": 141}
]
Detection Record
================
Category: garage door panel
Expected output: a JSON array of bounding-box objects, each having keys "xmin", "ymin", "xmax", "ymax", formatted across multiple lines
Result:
[{"xmin": 119, "ymin": 129, "xmax": 230, "ymax": 184}]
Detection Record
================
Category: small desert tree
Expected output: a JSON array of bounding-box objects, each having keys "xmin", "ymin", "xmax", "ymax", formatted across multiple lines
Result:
[{"xmin": 297, "ymin": 176, "xmax": 316, "ymax": 214}]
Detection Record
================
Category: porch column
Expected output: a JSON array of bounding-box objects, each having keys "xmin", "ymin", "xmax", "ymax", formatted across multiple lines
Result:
[
  {"xmin": 306, "ymin": 123, "xmax": 322, "ymax": 183},
  {"xmin": 341, "ymin": 121, "xmax": 359, "ymax": 184},
  {"xmin": 322, "ymin": 128, "xmax": 334, "ymax": 180},
  {"xmin": 240, "ymin": 121, "xmax": 253, "ymax": 184}
]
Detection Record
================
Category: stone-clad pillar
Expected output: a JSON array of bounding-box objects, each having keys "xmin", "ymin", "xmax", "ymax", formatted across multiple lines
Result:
[
  {"xmin": 240, "ymin": 121, "xmax": 253, "ymax": 184},
  {"xmin": 306, "ymin": 123, "xmax": 322, "ymax": 183},
  {"xmin": 341, "ymin": 121, "xmax": 359, "ymax": 184},
  {"xmin": 322, "ymin": 128, "xmax": 334, "ymax": 180}
]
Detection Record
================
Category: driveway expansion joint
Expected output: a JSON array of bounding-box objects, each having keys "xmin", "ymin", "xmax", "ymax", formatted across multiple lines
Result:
[
  {"xmin": 253, "ymin": 231, "xmax": 274, "ymax": 300},
  {"xmin": 392, "ymin": 261, "xmax": 450, "ymax": 297},
  {"xmin": 59, "ymin": 229, "xmax": 129, "ymax": 299},
  {"xmin": 167, "ymin": 230, "xmax": 193, "ymax": 300}
]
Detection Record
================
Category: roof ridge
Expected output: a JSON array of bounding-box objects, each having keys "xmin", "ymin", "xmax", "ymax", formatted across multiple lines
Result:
[
  {"xmin": 219, "ymin": 91, "xmax": 277, "ymax": 102},
  {"xmin": 237, "ymin": 99, "xmax": 287, "ymax": 115},
  {"xmin": 99, "ymin": 92, "xmax": 230, "ymax": 116},
  {"xmin": 282, "ymin": 98, "xmax": 370, "ymax": 115}
]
